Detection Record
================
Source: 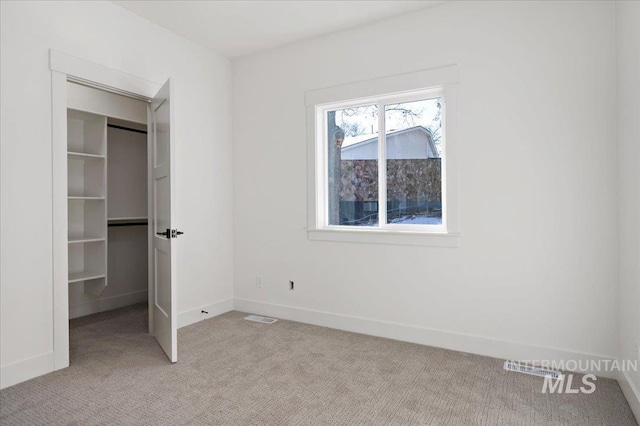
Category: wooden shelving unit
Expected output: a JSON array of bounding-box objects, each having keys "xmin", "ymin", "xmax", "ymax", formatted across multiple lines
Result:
[{"xmin": 67, "ymin": 110, "xmax": 108, "ymax": 296}]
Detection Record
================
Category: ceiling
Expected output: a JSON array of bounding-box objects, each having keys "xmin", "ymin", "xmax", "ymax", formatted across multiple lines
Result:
[{"xmin": 112, "ymin": 1, "xmax": 443, "ymax": 58}]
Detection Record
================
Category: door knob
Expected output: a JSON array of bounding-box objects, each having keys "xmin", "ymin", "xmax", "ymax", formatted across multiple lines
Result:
[
  {"xmin": 156, "ymin": 229, "xmax": 184, "ymax": 239},
  {"xmin": 156, "ymin": 228, "xmax": 171, "ymax": 238}
]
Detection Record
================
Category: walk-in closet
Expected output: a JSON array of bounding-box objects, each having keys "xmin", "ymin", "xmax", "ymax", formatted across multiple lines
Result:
[{"xmin": 66, "ymin": 83, "xmax": 149, "ymax": 319}]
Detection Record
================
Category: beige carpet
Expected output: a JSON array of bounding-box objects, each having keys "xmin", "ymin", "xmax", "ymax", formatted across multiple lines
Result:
[{"xmin": 0, "ymin": 304, "xmax": 637, "ymax": 425}]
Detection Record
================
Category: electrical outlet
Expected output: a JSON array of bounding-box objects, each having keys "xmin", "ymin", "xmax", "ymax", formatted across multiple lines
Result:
[
  {"xmin": 289, "ymin": 280, "xmax": 294, "ymax": 291},
  {"xmin": 256, "ymin": 276, "xmax": 263, "ymax": 288}
]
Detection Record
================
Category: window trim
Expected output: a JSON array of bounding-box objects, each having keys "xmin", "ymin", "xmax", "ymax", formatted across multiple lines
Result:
[{"xmin": 306, "ymin": 66, "xmax": 460, "ymax": 247}]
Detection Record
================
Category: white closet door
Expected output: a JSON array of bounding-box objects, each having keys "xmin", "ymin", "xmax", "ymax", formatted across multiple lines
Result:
[{"xmin": 148, "ymin": 79, "xmax": 179, "ymax": 362}]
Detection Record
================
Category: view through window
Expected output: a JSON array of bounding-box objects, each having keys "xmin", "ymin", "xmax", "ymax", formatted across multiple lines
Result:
[{"xmin": 326, "ymin": 94, "xmax": 443, "ymax": 228}]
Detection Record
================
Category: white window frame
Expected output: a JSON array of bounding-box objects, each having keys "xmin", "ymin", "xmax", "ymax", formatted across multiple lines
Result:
[{"xmin": 306, "ymin": 65, "xmax": 460, "ymax": 247}]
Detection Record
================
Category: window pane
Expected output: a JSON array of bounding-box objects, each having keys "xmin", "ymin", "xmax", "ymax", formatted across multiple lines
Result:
[
  {"xmin": 385, "ymin": 98, "xmax": 442, "ymax": 225},
  {"xmin": 328, "ymin": 105, "xmax": 378, "ymax": 226}
]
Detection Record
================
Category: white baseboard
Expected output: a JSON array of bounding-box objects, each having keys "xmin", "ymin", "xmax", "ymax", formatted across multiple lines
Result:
[
  {"xmin": 69, "ymin": 290, "xmax": 148, "ymax": 319},
  {"xmin": 178, "ymin": 298, "xmax": 234, "ymax": 328},
  {"xmin": 1, "ymin": 352, "xmax": 54, "ymax": 390},
  {"xmin": 619, "ymin": 370, "xmax": 640, "ymax": 422},
  {"xmin": 234, "ymin": 298, "xmax": 618, "ymax": 379}
]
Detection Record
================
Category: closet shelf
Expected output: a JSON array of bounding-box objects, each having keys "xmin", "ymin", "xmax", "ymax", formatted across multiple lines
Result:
[
  {"xmin": 68, "ymin": 271, "xmax": 106, "ymax": 284},
  {"xmin": 68, "ymin": 196, "xmax": 105, "ymax": 200},
  {"xmin": 108, "ymin": 216, "xmax": 148, "ymax": 221},
  {"xmin": 68, "ymin": 151, "xmax": 105, "ymax": 160},
  {"xmin": 68, "ymin": 236, "xmax": 105, "ymax": 244}
]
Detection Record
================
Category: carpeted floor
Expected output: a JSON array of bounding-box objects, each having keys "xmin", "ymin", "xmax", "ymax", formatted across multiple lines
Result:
[{"xmin": 0, "ymin": 304, "xmax": 637, "ymax": 425}]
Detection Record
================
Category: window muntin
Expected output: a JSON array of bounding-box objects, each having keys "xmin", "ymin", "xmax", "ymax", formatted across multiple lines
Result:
[{"xmin": 320, "ymin": 89, "xmax": 445, "ymax": 232}]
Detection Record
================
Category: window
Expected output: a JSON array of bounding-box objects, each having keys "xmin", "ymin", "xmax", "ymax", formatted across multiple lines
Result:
[
  {"xmin": 306, "ymin": 66, "xmax": 460, "ymax": 246},
  {"xmin": 325, "ymin": 92, "xmax": 443, "ymax": 230}
]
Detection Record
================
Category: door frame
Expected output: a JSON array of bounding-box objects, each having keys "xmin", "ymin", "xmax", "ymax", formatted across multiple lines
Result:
[{"xmin": 50, "ymin": 49, "xmax": 164, "ymax": 370}]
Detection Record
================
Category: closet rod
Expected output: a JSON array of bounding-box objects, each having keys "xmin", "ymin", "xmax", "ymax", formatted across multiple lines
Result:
[
  {"xmin": 108, "ymin": 222, "xmax": 148, "ymax": 227},
  {"xmin": 107, "ymin": 124, "xmax": 148, "ymax": 135}
]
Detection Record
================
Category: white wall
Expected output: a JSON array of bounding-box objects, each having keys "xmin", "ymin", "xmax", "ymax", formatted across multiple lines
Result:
[
  {"xmin": 616, "ymin": 0, "xmax": 640, "ymax": 416},
  {"xmin": 232, "ymin": 1, "xmax": 619, "ymax": 366},
  {"xmin": 0, "ymin": 1, "xmax": 233, "ymax": 385}
]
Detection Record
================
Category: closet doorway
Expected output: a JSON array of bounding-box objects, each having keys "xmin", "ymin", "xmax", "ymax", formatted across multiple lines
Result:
[{"xmin": 50, "ymin": 50, "xmax": 179, "ymax": 371}]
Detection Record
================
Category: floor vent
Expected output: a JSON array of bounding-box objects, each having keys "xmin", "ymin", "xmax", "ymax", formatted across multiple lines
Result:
[
  {"xmin": 244, "ymin": 315, "xmax": 278, "ymax": 324},
  {"xmin": 504, "ymin": 361, "xmax": 563, "ymax": 380}
]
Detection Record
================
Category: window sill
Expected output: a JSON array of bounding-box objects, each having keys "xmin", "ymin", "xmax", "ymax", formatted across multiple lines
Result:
[{"xmin": 307, "ymin": 228, "xmax": 460, "ymax": 247}]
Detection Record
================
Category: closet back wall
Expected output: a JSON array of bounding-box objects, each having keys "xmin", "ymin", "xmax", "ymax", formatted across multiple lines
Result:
[{"xmin": 0, "ymin": 1, "xmax": 233, "ymax": 386}]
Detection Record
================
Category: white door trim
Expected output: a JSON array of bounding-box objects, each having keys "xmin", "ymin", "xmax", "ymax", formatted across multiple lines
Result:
[
  {"xmin": 50, "ymin": 49, "xmax": 163, "ymax": 371},
  {"xmin": 50, "ymin": 50, "xmax": 161, "ymax": 101}
]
